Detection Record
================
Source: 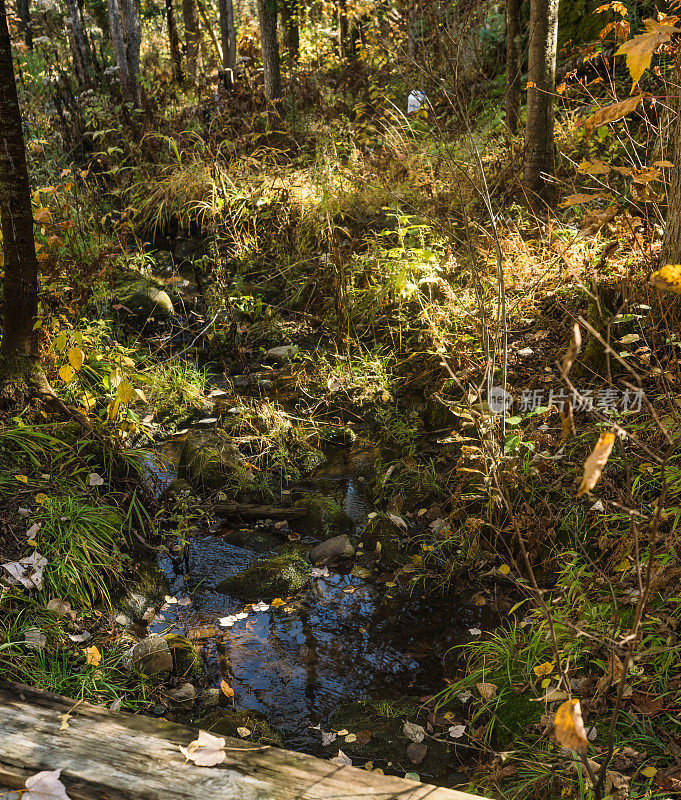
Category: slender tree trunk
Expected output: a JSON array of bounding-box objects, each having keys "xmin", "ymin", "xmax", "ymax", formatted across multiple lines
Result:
[
  {"xmin": 505, "ymin": 0, "xmax": 522, "ymax": 134},
  {"xmin": 167, "ymin": 0, "xmax": 184, "ymax": 81},
  {"xmin": 197, "ymin": 0, "xmax": 221, "ymax": 62},
  {"xmin": 256, "ymin": 0, "xmax": 281, "ymax": 100},
  {"xmin": 120, "ymin": 0, "xmax": 142, "ymax": 103},
  {"xmin": 182, "ymin": 0, "xmax": 201, "ymax": 83},
  {"xmin": 65, "ymin": 0, "xmax": 91, "ymax": 86},
  {"xmin": 661, "ymin": 85, "xmax": 681, "ymax": 264},
  {"xmin": 337, "ymin": 0, "xmax": 348, "ymax": 59},
  {"xmin": 107, "ymin": 0, "xmax": 131, "ymax": 92},
  {"xmin": 523, "ymin": 0, "xmax": 559, "ymax": 207},
  {"xmin": 16, "ymin": 0, "xmax": 32, "ymax": 49},
  {"xmin": 0, "ymin": 0, "xmax": 38, "ymax": 362},
  {"xmin": 280, "ymin": 0, "xmax": 299, "ymax": 63},
  {"xmin": 217, "ymin": 0, "xmax": 236, "ymax": 83}
]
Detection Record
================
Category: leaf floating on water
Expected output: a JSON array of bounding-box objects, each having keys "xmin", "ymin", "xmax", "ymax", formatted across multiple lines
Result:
[
  {"xmin": 554, "ymin": 699, "xmax": 588, "ymax": 752},
  {"xmin": 252, "ymin": 601, "xmax": 270, "ymax": 612},
  {"xmin": 220, "ymin": 679, "xmax": 235, "ymax": 698},
  {"xmin": 344, "ymin": 733, "xmax": 357, "ymax": 743},
  {"xmin": 468, "ymin": 628, "xmax": 482, "ymax": 636},
  {"xmin": 403, "ymin": 721, "xmax": 426, "ymax": 743},
  {"xmin": 236, "ymin": 727, "xmax": 251, "ymax": 738},
  {"xmin": 476, "ymin": 682, "xmax": 498, "ymax": 701},
  {"xmin": 321, "ymin": 731, "xmax": 337, "ymax": 746},
  {"xmin": 330, "ymin": 749, "xmax": 352, "ymax": 767},
  {"xmin": 24, "ymin": 768, "xmax": 71, "ymax": 800},
  {"xmin": 311, "ymin": 566, "xmax": 330, "ymax": 579},
  {"xmin": 271, "ymin": 598, "xmax": 286, "ymax": 607},
  {"xmin": 177, "ymin": 597, "xmax": 191, "ymax": 606},
  {"xmin": 219, "ymin": 616, "xmax": 236, "ymax": 627},
  {"xmin": 406, "ymin": 741, "xmax": 428, "ymax": 765},
  {"xmin": 342, "ymin": 586, "xmax": 356, "ymax": 594},
  {"xmin": 164, "ymin": 595, "xmax": 178, "ymax": 604},
  {"xmin": 404, "ymin": 772, "xmax": 421, "ymax": 782},
  {"xmin": 235, "ymin": 611, "xmax": 248, "ymax": 620},
  {"xmin": 577, "ymin": 432, "xmax": 616, "ymax": 497},
  {"xmin": 179, "ymin": 730, "xmax": 227, "ymax": 767}
]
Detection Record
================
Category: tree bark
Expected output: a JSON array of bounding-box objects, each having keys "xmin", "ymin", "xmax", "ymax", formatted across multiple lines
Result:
[
  {"xmin": 217, "ymin": 0, "xmax": 236, "ymax": 83},
  {"xmin": 65, "ymin": 0, "xmax": 91, "ymax": 86},
  {"xmin": 120, "ymin": 0, "xmax": 142, "ymax": 103},
  {"xmin": 16, "ymin": 0, "xmax": 32, "ymax": 49},
  {"xmin": 107, "ymin": 0, "xmax": 131, "ymax": 92},
  {"xmin": 256, "ymin": 0, "xmax": 281, "ymax": 100},
  {"xmin": 0, "ymin": 0, "xmax": 38, "ymax": 361},
  {"xmin": 505, "ymin": 0, "xmax": 522, "ymax": 134},
  {"xmin": 280, "ymin": 0, "xmax": 299, "ymax": 63},
  {"xmin": 337, "ymin": 0, "xmax": 348, "ymax": 59},
  {"xmin": 196, "ymin": 0, "xmax": 221, "ymax": 63},
  {"xmin": 182, "ymin": 0, "xmax": 201, "ymax": 83},
  {"xmin": 661, "ymin": 83, "xmax": 681, "ymax": 265},
  {"xmin": 166, "ymin": 0, "xmax": 184, "ymax": 81},
  {"xmin": 523, "ymin": 0, "xmax": 559, "ymax": 207}
]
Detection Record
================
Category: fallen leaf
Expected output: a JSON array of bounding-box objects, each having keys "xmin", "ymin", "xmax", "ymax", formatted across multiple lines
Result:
[
  {"xmin": 88, "ymin": 472, "xmax": 104, "ymax": 487},
  {"xmin": 554, "ymin": 699, "xmax": 588, "ymax": 752},
  {"xmin": 236, "ymin": 727, "xmax": 251, "ymax": 738},
  {"xmin": 577, "ymin": 432, "xmax": 616, "ymax": 497},
  {"xmin": 345, "ymin": 733, "xmax": 357, "ymax": 743},
  {"xmin": 164, "ymin": 595, "xmax": 178, "ymax": 604},
  {"xmin": 271, "ymin": 598, "xmax": 286, "ymax": 607},
  {"xmin": 177, "ymin": 597, "xmax": 191, "ymax": 606},
  {"xmin": 68, "ymin": 631, "xmax": 91, "ymax": 643},
  {"xmin": 24, "ymin": 627, "xmax": 46, "ymax": 650},
  {"xmin": 355, "ymin": 729, "xmax": 372, "ymax": 745},
  {"xmin": 477, "ymin": 682, "xmax": 498, "ymax": 701},
  {"xmin": 330, "ymin": 749, "xmax": 352, "ymax": 767},
  {"xmin": 59, "ymin": 712, "xmax": 72, "ymax": 731},
  {"xmin": 403, "ymin": 721, "xmax": 426, "ymax": 743},
  {"xmin": 641, "ymin": 766, "xmax": 658, "ymax": 778},
  {"xmin": 404, "ymin": 772, "xmax": 420, "ymax": 781},
  {"xmin": 337, "ymin": 729, "xmax": 349, "ymax": 736},
  {"xmin": 83, "ymin": 646, "xmax": 101, "ymax": 665},
  {"xmin": 179, "ymin": 730, "xmax": 227, "ymax": 766},
  {"xmin": 24, "ymin": 768, "xmax": 71, "ymax": 800},
  {"xmin": 406, "ymin": 741, "xmax": 428, "ymax": 764},
  {"xmin": 533, "ymin": 661, "xmax": 555, "ymax": 677},
  {"xmin": 469, "ymin": 628, "xmax": 482, "ymax": 636},
  {"xmin": 388, "ymin": 513, "xmax": 407, "ymax": 530},
  {"xmin": 2, "ymin": 552, "xmax": 48, "ymax": 590},
  {"xmin": 109, "ymin": 698, "xmax": 122, "ymax": 711},
  {"xmin": 342, "ymin": 586, "xmax": 356, "ymax": 594},
  {"xmin": 321, "ymin": 730, "xmax": 337, "ymax": 746},
  {"xmin": 498, "ymin": 563, "xmax": 511, "ymax": 575},
  {"xmin": 220, "ymin": 679, "xmax": 235, "ymax": 698},
  {"xmin": 449, "ymin": 724, "xmax": 466, "ymax": 738},
  {"xmin": 252, "ymin": 601, "xmax": 270, "ymax": 612},
  {"xmin": 47, "ymin": 598, "xmax": 72, "ymax": 617}
]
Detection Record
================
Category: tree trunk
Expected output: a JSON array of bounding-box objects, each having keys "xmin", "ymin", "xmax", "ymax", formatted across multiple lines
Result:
[
  {"xmin": 197, "ymin": 0, "xmax": 221, "ymax": 63},
  {"xmin": 661, "ymin": 85, "xmax": 681, "ymax": 265},
  {"xmin": 120, "ymin": 0, "xmax": 142, "ymax": 103},
  {"xmin": 523, "ymin": 0, "xmax": 559, "ymax": 207},
  {"xmin": 337, "ymin": 0, "xmax": 348, "ymax": 59},
  {"xmin": 166, "ymin": 0, "xmax": 184, "ymax": 81},
  {"xmin": 107, "ymin": 0, "xmax": 131, "ymax": 92},
  {"xmin": 256, "ymin": 0, "xmax": 281, "ymax": 100},
  {"xmin": 217, "ymin": 0, "xmax": 236, "ymax": 83},
  {"xmin": 182, "ymin": 0, "xmax": 201, "ymax": 83},
  {"xmin": 280, "ymin": 0, "xmax": 299, "ymax": 63},
  {"xmin": 65, "ymin": 0, "xmax": 91, "ymax": 86},
  {"xmin": 16, "ymin": 0, "xmax": 32, "ymax": 49},
  {"xmin": 505, "ymin": 0, "xmax": 522, "ymax": 134},
  {"xmin": 0, "ymin": 0, "xmax": 39, "ymax": 362}
]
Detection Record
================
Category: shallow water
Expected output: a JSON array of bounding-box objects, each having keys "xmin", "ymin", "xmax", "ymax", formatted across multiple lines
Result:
[{"xmin": 147, "ymin": 439, "xmax": 491, "ymax": 756}]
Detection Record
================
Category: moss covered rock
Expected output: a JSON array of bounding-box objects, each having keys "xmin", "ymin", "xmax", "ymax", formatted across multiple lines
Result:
[
  {"xmin": 222, "ymin": 529, "xmax": 279, "ymax": 553},
  {"xmin": 216, "ymin": 551, "xmax": 310, "ymax": 599},
  {"xmin": 194, "ymin": 708, "xmax": 284, "ymax": 746},
  {"xmin": 165, "ymin": 634, "xmax": 205, "ymax": 679},
  {"xmin": 294, "ymin": 494, "xmax": 353, "ymax": 540},
  {"xmin": 178, "ymin": 432, "xmax": 249, "ymax": 490},
  {"xmin": 125, "ymin": 281, "xmax": 175, "ymax": 326}
]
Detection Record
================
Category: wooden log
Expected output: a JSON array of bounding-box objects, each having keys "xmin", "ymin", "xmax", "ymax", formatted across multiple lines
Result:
[
  {"xmin": 0, "ymin": 682, "xmax": 486, "ymax": 800},
  {"xmin": 210, "ymin": 501, "xmax": 306, "ymax": 520}
]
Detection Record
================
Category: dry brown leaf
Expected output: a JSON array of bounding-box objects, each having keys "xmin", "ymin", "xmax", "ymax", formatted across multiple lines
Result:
[
  {"xmin": 577, "ymin": 432, "xmax": 616, "ymax": 497},
  {"xmin": 583, "ymin": 94, "xmax": 645, "ymax": 137},
  {"xmin": 406, "ymin": 741, "xmax": 428, "ymax": 764},
  {"xmin": 559, "ymin": 192, "xmax": 608, "ymax": 208},
  {"xmin": 354, "ymin": 729, "xmax": 372, "ymax": 745},
  {"xmin": 560, "ymin": 402, "xmax": 576, "ymax": 439},
  {"xmin": 220, "ymin": 679, "xmax": 235, "ymax": 698},
  {"xmin": 82, "ymin": 646, "xmax": 101, "ymax": 666},
  {"xmin": 554, "ymin": 699, "xmax": 588, "ymax": 752},
  {"xmin": 561, "ymin": 323, "xmax": 582, "ymax": 379},
  {"xmin": 476, "ymin": 682, "xmax": 498, "ymax": 701},
  {"xmin": 403, "ymin": 721, "xmax": 426, "ymax": 743},
  {"xmin": 179, "ymin": 730, "xmax": 227, "ymax": 766}
]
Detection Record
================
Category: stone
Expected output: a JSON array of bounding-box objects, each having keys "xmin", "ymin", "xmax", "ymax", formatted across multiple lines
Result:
[
  {"xmin": 216, "ymin": 551, "xmax": 309, "ymax": 599},
  {"xmin": 222, "ymin": 530, "xmax": 279, "ymax": 553},
  {"xmin": 193, "ymin": 708, "xmax": 284, "ymax": 746},
  {"xmin": 165, "ymin": 634, "xmax": 204, "ymax": 679},
  {"xmin": 166, "ymin": 682, "xmax": 196, "ymax": 709},
  {"xmin": 131, "ymin": 636, "xmax": 173, "ymax": 675},
  {"xmin": 126, "ymin": 283, "xmax": 174, "ymax": 324},
  {"xmin": 178, "ymin": 432, "xmax": 250, "ymax": 490},
  {"xmin": 294, "ymin": 495, "xmax": 353, "ymax": 540},
  {"xmin": 264, "ymin": 345, "xmax": 298, "ymax": 365},
  {"xmin": 309, "ymin": 535, "xmax": 355, "ymax": 565},
  {"xmin": 196, "ymin": 687, "xmax": 222, "ymax": 710}
]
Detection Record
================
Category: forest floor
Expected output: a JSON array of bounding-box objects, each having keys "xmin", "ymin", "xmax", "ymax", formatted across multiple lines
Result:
[{"xmin": 2, "ymin": 35, "xmax": 681, "ymax": 800}]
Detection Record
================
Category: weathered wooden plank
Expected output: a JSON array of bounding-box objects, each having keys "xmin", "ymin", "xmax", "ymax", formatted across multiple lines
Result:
[
  {"xmin": 0, "ymin": 682, "xmax": 486, "ymax": 800},
  {"xmin": 210, "ymin": 501, "xmax": 306, "ymax": 520}
]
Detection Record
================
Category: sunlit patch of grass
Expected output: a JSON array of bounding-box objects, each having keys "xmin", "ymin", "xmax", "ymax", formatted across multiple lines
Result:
[{"xmin": 145, "ymin": 359, "xmax": 208, "ymax": 422}]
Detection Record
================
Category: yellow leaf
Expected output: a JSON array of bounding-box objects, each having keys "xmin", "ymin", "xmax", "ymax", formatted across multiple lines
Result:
[
  {"xmin": 654, "ymin": 160, "xmax": 674, "ymax": 168},
  {"xmin": 220, "ymin": 679, "xmax": 235, "ymax": 698},
  {"xmin": 631, "ymin": 166, "xmax": 660, "ymax": 184},
  {"xmin": 641, "ymin": 766, "xmax": 658, "ymax": 778},
  {"xmin": 83, "ymin": 645, "xmax": 101, "ymax": 665},
  {"xmin": 134, "ymin": 388, "xmax": 148, "ymax": 403},
  {"xmin": 613, "ymin": 559, "xmax": 631, "ymax": 572},
  {"xmin": 15, "ymin": 474, "xmax": 28, "ymax": 484},
  {"xmin": 498, "ymin": 564, "xmax": 511, "ymax": 575},
  {"xmin": 117, "ymin": 380, "xmax": 135, "ymax": 404},
  {"xmin": 554, "ymin": 699, "xmax": 588, "ymax": 752},
  {"xmin": 650, "ymin": 264, "xmax": 681, "ymax": 294},
  {"xmin": 68, "ymin": 347, "xmax": 84, "ymax": 371},
  {"xmin": 583, "ymin": 94, "xmax": 645, "ymax": 137},
  {"xmin": 34, "ymin": 207, "xmax": 51, "ymax": 224},
  {"xmin": 559, "ymin": 193, "xmax": 608, "ymax": 208},
  {"xmin": 271, "ymin": 598, "xmax": 286, "ymax": 607},
  {"xmin": 109, "ymin": 367, "xmax": 123, "ymax": 388},
  {"xmin": 577, "ymin": 159, "xmax": 611, "ymax": 175},
  {"xmin": 58, "ymin": 364, "xmax": 75, "ymax": 383},
  {"xmin": 616, "ymin": 20, "xmax": 679, "ymax": 89},
  {"xmin": 107, "ymin": 399, "xmax": 120, "ymax": 420},
  {"xmin": 533, "ymin": 661, "xmax": 555, "ymax": 677},
  {"xmin": 35, "ymin": 493, "xmax": 48, "ymax": 505},
  {"xmin": 81, "ymin": 392, "xmax": 97, "ymax": 410},
  {"xmin": 577, "ymin": 432, "xmax": 616, "ymax": 497},
  {"xmin": 541, "ymin": 677, "xmax": 552, "ymax": 689}
]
